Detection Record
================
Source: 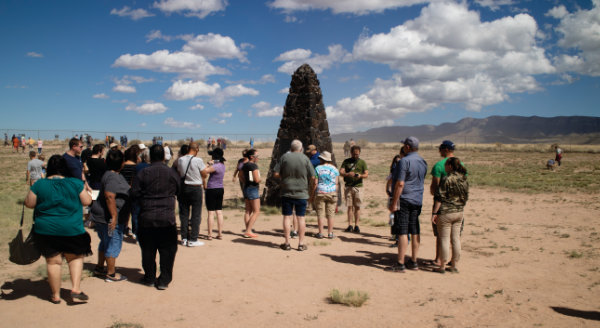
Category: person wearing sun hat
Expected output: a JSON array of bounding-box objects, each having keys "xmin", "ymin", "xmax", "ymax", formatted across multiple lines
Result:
[{"xmin": 310, "ymin": 151, "xmax": 339, "ymax": 239}]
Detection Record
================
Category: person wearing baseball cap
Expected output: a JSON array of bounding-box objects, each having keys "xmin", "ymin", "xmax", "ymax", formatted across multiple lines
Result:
[
  {"xmin": 386, "ymin": 136, "xmax": 427, "ymax": 272},
  {"xmin": 429, "ymin": 140, "xmax": 456, "ymax": 267}
]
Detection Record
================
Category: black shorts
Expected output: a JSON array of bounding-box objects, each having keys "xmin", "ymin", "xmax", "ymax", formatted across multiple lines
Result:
[
  {"xmin": 395, "ymin": 199, "xmax": 422, "ymax": 236},
  {"xmin": 205, "ymin": 188, "xmax": 224, "ymax": 211},
  {"xmin": 33, "ymin": 231, "xmax": 93, "ymax": 258}
]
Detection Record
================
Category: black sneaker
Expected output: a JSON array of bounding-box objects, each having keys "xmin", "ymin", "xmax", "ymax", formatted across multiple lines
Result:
[
  {"xmin": 139, "ymin": 277, "xmax": 155, "ymax": 287},
  {"xmin": 405, "ymin": 259, "xmax": 419, "ymax": 270},
  {"xmin": 353, "ymin": 226, "xmax": 360, "ymax": 233},
  {"xmin": 384, "ymin": 262, "xmax": 405, "ymax": 272},
  {"xmin": 344, "ymin": 225, "xmax": 353, "ymax": 232}
]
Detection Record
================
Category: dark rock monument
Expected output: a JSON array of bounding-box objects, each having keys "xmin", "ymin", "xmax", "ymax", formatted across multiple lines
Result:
[{"xmin": 264, "ymin": 64, "xmax": 336, "ymax": 206}]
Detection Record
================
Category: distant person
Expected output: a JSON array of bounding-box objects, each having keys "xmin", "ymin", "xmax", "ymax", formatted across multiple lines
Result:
[
  {"xmin": 3, "ymin": 133, "xmax": 7, "ymax": 147},
  {"xmin": 25, "ymin": 155, "xmax": 93, "ymax": 304},
  {"xmin": 12, "ymin": 135, "xmax": 19, "ymax": 152},
  {"xmin": 386, "ymin": 137, "xmax": 427, "ymax": 272},
  {"xmin": 136, "ymin": 144, "xmax": 150, "ymax": 173},
  {"xmin": 203, "ymin": 148, "xmax": 226, "ymax": 240},
  {"xmin": 26, "ymin": 151, "xmax": 45, "ymax": 186},
  {"xmin": 431, "ymin": 157, "xmax": 469, "ymax": 274},
  {"xmin": 311, "ymin": 151, "xmax": 339, "ymax": 239},
  {"xmin": 28, "ymin": 137, "xmax": 35, "ymax": 150},
  {"xmin": 273, "ymin": 140, "xmax": 316, "ymax": 251},
  {"xmin": 340, "ymin": 145, "xmax": 369, "ymax": 233},
  {"xmin": 241, "ymin": 149, "xmax": 261, "ymax": 238},
  {"xmin": 177, "ymin": 142, "xmax": 207, "ymax": 247},
  {"xmin": 37, "ymin": 139, "xmax": 43, "ymax": 155},
  {"xmin": 131, "ymin": 145, "xmax": 181, "ymax": 290},
  {"xmin": 81, "ymin": 144, "xmax": 93, "ymax": 164},
  {"xmin": 250, "ymin": 137, "xmax": 254, "ymax": 149},
  {"xmin": 554, "ymin": 145, "xmax": 563, "ymax": 166},
  {"xmin": 429, "ymin": 140, "xmax": 456, "ymax": 267},
  {"xmin": 20, "ymin": 136, "xmax": 26, "ymax": 153},
  {"xmin": 163, "ymin": 143, "xmax": 172, "ymax": 164},
  {"xmin": 343, "ymin": 140, "xmax": 351, "ymax": 157},
  {"xmin": 89, "ymin": 149, "xmax": 130, "ymax": 282},
  {"xmin": 546, "ymin": 159, "xmax": 557, "ymax": 170}
]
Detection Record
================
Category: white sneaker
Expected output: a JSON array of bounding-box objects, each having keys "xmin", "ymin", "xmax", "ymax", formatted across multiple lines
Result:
[
  {"xmin": 187, "ymin": 240, "xmax": 205, "ymax": 247},
  {"xmin": 180, "ymin": 239, "xmax": 187, "ymax": 246}
]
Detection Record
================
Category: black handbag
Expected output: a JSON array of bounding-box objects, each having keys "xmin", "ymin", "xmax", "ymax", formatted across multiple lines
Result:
[{"xmin": 8, "ymin": 204, "xmax": 41, "ymax": 265}]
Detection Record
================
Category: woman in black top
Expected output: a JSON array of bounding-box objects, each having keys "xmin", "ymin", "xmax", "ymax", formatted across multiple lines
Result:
[
  {"xmin": 241, "ymin": 149, "xmax": 260, "ymax": 238},
  {"xmin": 85, "ymin": 144, "xmax": 106, "ymax": 190},
  {"xmin": 120, "ymin": 145, "xmax": 140, "ymax": 185}
]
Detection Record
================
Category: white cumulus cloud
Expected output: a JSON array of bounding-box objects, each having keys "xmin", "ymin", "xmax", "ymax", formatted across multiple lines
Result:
[
  {"xmin": 26, "ymin": 52, "xmax": 43, "ymax": 58},
  {"xmin": 126, "ymin": 101, "xmax": 168, "ymax": 114},
  {"xmin": 268, "ymin": 0, "xmax": 427, "ymax": 15},
  {"xmin": 218, "ymin": 112, "xmax": 232, "ymax": 118},
  {"xmin": 327, "ymin": 1, "xmax": 556, "ymax": 132},
  {"xmin": 211, "ymin": 84, "xmax": 259, "ymax": 106},
  {"xmin": 93, "ymin": 93, "xmax": 109, "ymax": 99},
  {"xmin": 164, "ymin": 117, "xmax": 201, "ymax": 129},
  {"xmin": 182, "ymin": 33, "xmax": 247, "ymax": 62},
  {"xmin": 189, "ymin": 104, "xmax": 205, "ymax": 110},
  {"xmin": 165, "ymin": 80, "xmax": 220, "ymax": 100},
  {"xmin": 110, "ymin": 6, "xmax": 155, "ymax": 20},
  {"xmin": 113, "ymin": 84, "xmax": 136, "ymax": 93},
  {"xmin": 253, "ymin": 101, "xmax": 283, "ymax": 117},
  {"xmin": 113, "ymin": 50, "xmax": 229, "ymax": 80},
  {"xmin": 153, "ymin": 0, "xmax": 227, "ymax": 18},
  {"xmin": 275, "ymin": 44, "xmax": 349, "ymax": 74},
  {"xmin": 548, "ymin": 0, "xmax": 600, "ymax": 76}
]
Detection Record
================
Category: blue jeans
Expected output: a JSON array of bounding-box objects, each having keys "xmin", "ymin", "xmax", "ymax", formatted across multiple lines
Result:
[
  {"xmin": 178, "ymin": 185, "xmax": 203, "ymax": 242},
  {"xmin": 96, "ymin": 223, "xmax": 125, "ymax": 258}
]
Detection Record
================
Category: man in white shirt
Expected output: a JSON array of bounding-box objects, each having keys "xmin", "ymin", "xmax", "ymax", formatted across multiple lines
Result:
[
  {"xmin": 177, "ymin": 142, "xmax": 207, "ymax": 247},
  {"xmin": 164, "ymin": 143, "xmax": 172, "ymax": 163}
]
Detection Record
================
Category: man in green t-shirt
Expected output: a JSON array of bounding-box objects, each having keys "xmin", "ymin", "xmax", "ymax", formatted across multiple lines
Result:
[
  {"xmin": 339, "ymin": 145, "xmax": 369, "ymax": 233},
  {"xmin": 430, "ymin": 140, "xmax": 455, "ymax": 266}
]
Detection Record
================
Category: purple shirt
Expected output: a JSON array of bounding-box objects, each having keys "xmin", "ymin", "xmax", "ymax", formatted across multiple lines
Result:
[{"xmin": 207, "ymin": 162, "xmax": 225, "ymax": 189}]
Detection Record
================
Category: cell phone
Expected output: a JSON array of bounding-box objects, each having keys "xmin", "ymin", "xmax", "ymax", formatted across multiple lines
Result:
[{"xmin": 354, "ymin": 173, "xmax": 359, "ymax": 178}]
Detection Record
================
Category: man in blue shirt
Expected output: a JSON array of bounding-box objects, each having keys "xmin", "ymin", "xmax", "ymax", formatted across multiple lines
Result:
[
  {"xmin": 63, "ymin": 137, "xmax": 91, "ymax": 192},
  {"xmin": 306, "ymin": 144, "xmax": 320, "ymax": 168},
  {"xmin": 387, "ymin": 136, "xmax": 427, "ymax": 272}
]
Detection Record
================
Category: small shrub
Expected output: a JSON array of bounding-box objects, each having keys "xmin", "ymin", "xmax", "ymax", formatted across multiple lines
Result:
[
  {"xmin": 262, "ymin": 206, "xmax": 280, "ymax": 215},
  {"xmin": 329, "ymin": 289, "xmax": 369, "ymax": 307},
  {"xmin": 109, "ymin": 322, "xmax": 143, "ymax": 328},
  {"xmin": 569, "ymin": 251, "xmax": 583, "ymax": 259}
]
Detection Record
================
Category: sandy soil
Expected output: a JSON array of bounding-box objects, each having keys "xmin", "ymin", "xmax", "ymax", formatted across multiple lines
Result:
[{"xmin": 1, "ymin": 146, "xmax": 599, "ymax": 327}]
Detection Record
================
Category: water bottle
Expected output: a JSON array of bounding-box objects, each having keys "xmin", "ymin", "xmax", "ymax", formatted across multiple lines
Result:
[
  {"xmin": 388, "ymin": 213, "xmax": 394, "ymax": 226},
  {"xmin": 108, "ymin": 226, "xmax": 114, "ymax": 237}
]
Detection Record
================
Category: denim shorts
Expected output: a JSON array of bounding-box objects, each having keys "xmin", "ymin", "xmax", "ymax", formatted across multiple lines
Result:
[
  {"xmin": 281, "ymin": 197, "xmax": 308, "ymax": 216},
  {"xmin": 243, "ymin": 185, "xmax": 260, "ymax": 200},
  {"xmin": 96, "ymin": 223, "xmax": 125, "ymax": 258}
]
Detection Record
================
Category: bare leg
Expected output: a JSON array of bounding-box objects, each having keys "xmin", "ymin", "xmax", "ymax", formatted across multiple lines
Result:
[
  {"xmin": 292, "ymin": 214, "xmax": 298, "ymax": 233},
  {"xmin": 411, "ymin": 234, "xmax": 420, "ymax": 263},
  {"xmin": 354, "ymin": 206, "xmax": 361, "ymax": 226},
  {"xmin": 64, "ymin": 253, "xmax": 84, "ymax": 294},
  {"xmin": 207, "ymin": 210, "xmax": 214, "ymax": 239},
  {"xmin": 245, "ymin": 199, "xmax": 260, "ymax": 234},
  {"xmin": 297, "ymin": 216, "xmax": 306, "ymax": 246},
  {"xmin": 347, "ymin": 206, "xmax": 353, "ymax": 226},
  {"xmin": 216, "ymin": 210, "xmax": 223, "ymax": 237},
  {"xmin": 397, "ymin": 235, "xmax": 408, "ymax": 264},
  {"xmin": 97, "ymin": 251, "xmax": 106, "ymax": 270},
  {"xmin": 106, "ymin": 257, "xmax": 116, "ymax": 275},
  {"xmin": 283, "ymin": 215, "xmax": 291, "ymax": 244},
  {"xmin": 46, "ymin": 254, "xmax": 63, "ymax": 302},
  {"xmin": 243, "ymin": 199, "xmax": 251, "ymax": 229}
]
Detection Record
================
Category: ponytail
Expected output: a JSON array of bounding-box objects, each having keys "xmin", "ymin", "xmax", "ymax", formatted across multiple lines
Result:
[{"xmin": 446, "ymin": 157, "xmax": 467, "ymax": 175}]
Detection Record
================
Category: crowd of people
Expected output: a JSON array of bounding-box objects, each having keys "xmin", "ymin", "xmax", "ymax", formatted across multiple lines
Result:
[{"xmin": 21, "ymin": 135, "xmax": 476, "ymax": 304}]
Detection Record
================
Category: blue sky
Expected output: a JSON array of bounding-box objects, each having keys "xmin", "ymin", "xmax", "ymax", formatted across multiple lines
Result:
[{"xmin": 1, "ymin": 0, "xmax": 599, "ymax": 138}]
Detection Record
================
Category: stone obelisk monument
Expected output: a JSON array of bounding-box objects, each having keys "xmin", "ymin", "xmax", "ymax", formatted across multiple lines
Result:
[{"xmin": 264, "ymin": 64, "xmax": 336, "ymax": 206}]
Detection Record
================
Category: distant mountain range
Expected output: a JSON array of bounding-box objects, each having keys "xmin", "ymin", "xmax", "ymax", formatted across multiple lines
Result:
[{"xmin": 331, "ymin": 116, "xmax": 600, "ymax": 144}]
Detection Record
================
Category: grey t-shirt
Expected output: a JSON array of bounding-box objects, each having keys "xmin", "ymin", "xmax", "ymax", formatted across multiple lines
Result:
[
  {"xmin": 274, "ymin": 152, "xmax": 316, "ymax": 199},
  {"xmin": 27, "ymin": 158, "xmax": 44, "ymax": 180},
  {"xmin": 90, "ymin": 171, "xmax": 131, "ymax": 225}
]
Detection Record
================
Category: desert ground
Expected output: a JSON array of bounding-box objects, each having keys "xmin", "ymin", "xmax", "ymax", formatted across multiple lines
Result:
[{"xmin": 0, "ymin": 141, "xmax": 599, "ymax": 328}]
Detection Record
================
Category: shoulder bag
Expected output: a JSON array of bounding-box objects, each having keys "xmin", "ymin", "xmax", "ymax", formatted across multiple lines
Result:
[{"xmin": 8, "ymin": 204, "xmax": 41, "ymax": 265}]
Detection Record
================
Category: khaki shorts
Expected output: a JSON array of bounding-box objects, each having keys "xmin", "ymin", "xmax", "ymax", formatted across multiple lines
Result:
[
  {"xmin": 344, "ymin": 186, "xmax": 363, "ymax": 208},
  {"xmin": 315, "ymin": 192, "xmax": 337, "ymax": 219}
]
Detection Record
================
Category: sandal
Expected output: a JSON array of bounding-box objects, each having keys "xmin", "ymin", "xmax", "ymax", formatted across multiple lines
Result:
[
  {"xmin": 216, "ymin": 235, "xmax": 222, "ymax": 240},
  {"xmin": 70, "ymin": 291, "xmax": 89, "ymax": 301},
  {"xmin": 280, "ymin": 243, "xmax": 291, "ymax": 251},
  {"xmin": 105, "ymin": 273, "xmax": 128, "ymax": 282},
  {"xmin": 243, "ymin": 232, "xmax": 258, "ymax": 238},
  {"xmin": 49, "ymin": 297, "xmax": 61, "ymax": 304},
  {"xmin": 446, "ymin": 267, "xmax": 459, "ymax": 273},
  {"xmin": 433, "ymin": 267, "xmax": 446, "ymax": 274},
  {"xmin": 297, "ymin": 244, "xmax": 308, "ymax": 251},
  {"xmin": 207, "ymin": 236, "xmax": 213, "ymax": 241}
]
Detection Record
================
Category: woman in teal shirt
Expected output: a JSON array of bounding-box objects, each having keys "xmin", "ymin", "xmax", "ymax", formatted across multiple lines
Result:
[{"xmin": 25, "ymin": 155, "xmax": 92, "ymax": 304}]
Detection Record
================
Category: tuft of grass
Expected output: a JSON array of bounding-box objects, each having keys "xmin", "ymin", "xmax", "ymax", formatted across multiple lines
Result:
[
  {"xmin": 568, "ymin": 250, "xmax": 583, "ymax": 259},
  {"xmin": 261, "ymin": 205, "xmax": 280, "ymax": 215},
  {"xmin": 313, "ymin": 241, "xmax": 331, "ymax": 247},
  {"xmin": 329, "ymin": 289, "xmax": 369, "ymax": 307},
  {"xmin": 109, "ymin": 321, "xmax": 143, "ymax": 328}
]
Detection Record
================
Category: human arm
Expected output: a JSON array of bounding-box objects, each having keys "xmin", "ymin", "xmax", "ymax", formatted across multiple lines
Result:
[
  {"xmin": 431, "ymin": 200, "xmax": 442, "ymax": 224},
  {"xmin": 80, "ymin": 188, "xmax": 92, "ymax": 206},
  {"xmin": 26, "ymin": 169, "xmax": 30, "ymax": 184},
  {"xmin": 25, "ymin": 190, "xmax": 37, "ymax": 208},
  {"xmin": 252, "ymin": 169, "xmax": 261, "ymax": 184},
  {"xmin": 430, "ymin": 176, "xmax": 440, "ymax": 196},
  {"xmin": 389, "ymin": 180, "xmax": 404, "ymax": 212},
  {"xmin": 201, "ymin": 166, "xmax": 212, "ymax": 189},
  {"xmin": 104, "ymin": 191, "xmax": 118, "ymax": 230}
]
